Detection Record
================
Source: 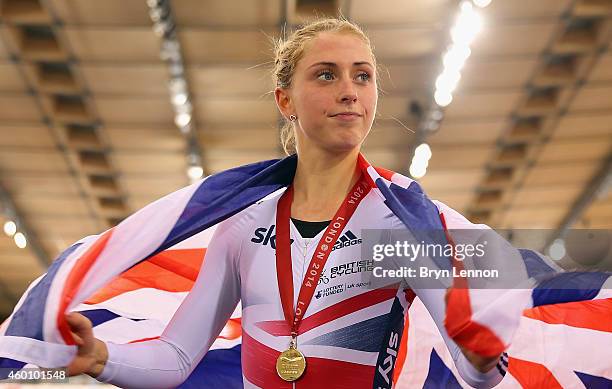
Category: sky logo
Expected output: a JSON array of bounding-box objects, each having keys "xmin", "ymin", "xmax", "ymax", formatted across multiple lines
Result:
[{"xmin": 251, "ymin": 225, "xmax": 293, "ymax": 249}]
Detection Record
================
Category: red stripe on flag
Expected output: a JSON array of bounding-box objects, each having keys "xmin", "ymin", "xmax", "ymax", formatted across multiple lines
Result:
[
  {"xmin": 241, "ymin": 330, "xmax": 292, "ymax": 389},
  {"xmin": 256, "ymin": 287, "xmax": 398, "ymax": 336},
  {"xmin": 357, "ymin": 154, "xmax": 376, "ymax": 189},
  {"xmin": 523, "ymin": 298, "xmax": 612, "ymax": 332},
  {"xmin": 508, "ymin": 357, "xmax": 563, "ymax": 389},
  {"xmin": 441, "ymin": 213, "xmax": 506, "ymax": 357},
  {"xmin": 58, "ymin": 229, "xmax": 114, "ymax": 344},
  {"xmin": 149, "ymin": 248, "xmax": 205, "ymax": 281},
  {"xmin": 219, "ymin": 318, "xmax": 242, "ymax": 340},
  {"xmin": 85, "ymin": 248, "xmax": 206, "ymax": 304},
  {"xmin": 374, "ymin": 166, "xmax": 396, "ymax": 182},
  {"xmin": 242, "ymin": 330, "xmax": 375, "ymax": 388},
  {"xmin": 393, "ymin": 310, "xmax": 409, "ymax": 384}
]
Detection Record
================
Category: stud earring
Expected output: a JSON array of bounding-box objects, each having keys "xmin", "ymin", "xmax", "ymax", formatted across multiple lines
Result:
[{"xmin": 289, "ymin": 115, "xmax": 297, "ymax": 122}]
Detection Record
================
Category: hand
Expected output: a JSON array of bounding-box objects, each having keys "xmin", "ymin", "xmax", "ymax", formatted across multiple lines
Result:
[
  {"xmin": 65, "ymin": 312, "xmax": 108, "ymax": 377},
  {"xmin": 444, "ymin": 289, "xmax": 500, "ymax": 373},
  {"xmin": 459, "ymin": 346, "xmax": 500, "ymax": 373}
]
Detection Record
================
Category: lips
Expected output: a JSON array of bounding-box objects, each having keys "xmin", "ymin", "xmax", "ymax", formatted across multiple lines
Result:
[{"xmin": 330, "ymin": 112, "xmax": 363, "ymax": 118}]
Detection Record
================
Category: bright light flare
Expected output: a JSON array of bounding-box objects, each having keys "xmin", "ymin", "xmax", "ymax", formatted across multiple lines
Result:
[
  {"xmin": 409, "ymin": 163, "xmax": 427, "ymax": 179},
  {"xmin": 14, "ymin": 232, "xmax": 27, "ymax": 249},
  {"xmin": 415, "ymin": 143, "xmax": 432, "ymax": 160},
  {"xmin": 172, "ymin": 92, "xmax": 188, "ymax": 106},
  {"xmin": 473, "ymin": 0, "xmax": 492, "ymax": 8},
  {"xmin": 187, "ymin": 165, "xmax": 204, "ymax": 181},
  {"xmin": 451, "ymin": 4, "xmax": 483, "ymax": 46},
  {"xmin": 434, "ymin": 89, "xmax": 453, "ymax": 107},
  {"xmin": 443, "ymin": 44, "xmax": 471, "ymax": 72},
  {"xmin": 435, "ymin": 69, "xmax": 462, "ymax": 94},
  {"xmin": 3, "ymin": 220, "xmax": 16, "ymax": 237},
  {"xmin": 548, "ymin": 239, "xmax": 566, "ymax": 261},
  {"xmin": 175, "ymin": 112, "xmax": 192, "ymax": 127}
]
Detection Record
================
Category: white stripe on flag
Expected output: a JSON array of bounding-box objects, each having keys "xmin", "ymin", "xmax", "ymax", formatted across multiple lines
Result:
[
  {"xmin": 44, "ymin": 235, "xmax": 100, "ymax": 344},
  {"xmin": 0, "ymin": 335, "xmax": 75, "ymax": 368},
  {"xmin": 595, "ymin": 277, "xmax": 612, "ymax": 300},
  {"xmin": 72, "ymin": 181, "xmax": 203, "ymax": 306},
  {"xmin": 508, "ymin": 316, "xmax": 612, "ymax": 380},
  {"xmin": 75, "ymin": 289, "xmax": 189, "ymax": 323},
  {"xmin": 92, "ymin": 317, "xmax": 167, "ymax": 344}
]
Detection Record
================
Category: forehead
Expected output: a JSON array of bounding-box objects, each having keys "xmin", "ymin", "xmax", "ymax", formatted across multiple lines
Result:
[{"xmin": 299, "ymin": 32, "xmax": 373, "ymax": 67}]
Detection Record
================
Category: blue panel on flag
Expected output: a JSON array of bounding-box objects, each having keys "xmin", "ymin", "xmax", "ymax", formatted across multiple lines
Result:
[
  {"xmin": 158, "ymin": 157, "xmax": 297, "ymax": 255},
  {"xmin": 575, "ymin": 371, "xmax": 612, "ymax": 388},
  {"xmin": 0, "ymin": 358, "xmax": 26, "ymax": 380},
  {"xmin": 519, "ymin": 249, "xmax": 556, "ymax": 278},
  {"xmin": 373, "ymin": 296, "xmax": 406, "ymax": 389},
  {"xmin": 532, "ymin": 272, "xmax": 609, "ymax": 307},
  {"xmin": 377, "ymin": 180, "xmax": 451, "ymax": 271},
  {"xmin": 423, "ymin": 349, "xmax": 462, "ymax": 389},
  {"xmin": 5, "ymin": 243, "xmax": 82, "ymax": 340},
  {"xmin": 78, "ymin": 309, "xmax": 145, "ymax": 327},
  {"xmin": 178, "ymin": 345, "xmax": 243, "ymax": 389},
  {"xmin": 305, "ymin": 313, "xmax": 389, "ymax": 352}
]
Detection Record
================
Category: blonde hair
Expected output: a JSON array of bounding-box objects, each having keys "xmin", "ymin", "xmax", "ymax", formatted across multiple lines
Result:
[{"xmin": 273, "ymin": 18, "xmax": 376, "ymax": 155}]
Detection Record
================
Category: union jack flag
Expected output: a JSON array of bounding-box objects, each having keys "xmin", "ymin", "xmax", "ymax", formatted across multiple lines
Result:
[{"xmin": 0, "ymin": 154, "xmax": 610, "ymax": 388}]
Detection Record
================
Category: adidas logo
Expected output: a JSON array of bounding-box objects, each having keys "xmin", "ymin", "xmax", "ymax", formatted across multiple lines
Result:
[{"xmin": 332, "ymin": 230, "xmax": 362, "ymax": 251}]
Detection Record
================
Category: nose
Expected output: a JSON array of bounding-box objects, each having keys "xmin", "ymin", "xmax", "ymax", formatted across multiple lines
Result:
[{"xmin": 338, "ymin": 78, "xmax": 358, "ymax": 104}]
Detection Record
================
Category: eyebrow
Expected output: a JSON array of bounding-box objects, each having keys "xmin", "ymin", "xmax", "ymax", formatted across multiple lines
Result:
[{"xmin": 308, "ymin": 61, "xmax": 374, "ymax": 69}]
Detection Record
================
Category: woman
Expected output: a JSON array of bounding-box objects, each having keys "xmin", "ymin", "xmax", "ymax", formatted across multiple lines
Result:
[{"xmin": 65, "ymin": 18, "xmax": 504, "ymax": 388}]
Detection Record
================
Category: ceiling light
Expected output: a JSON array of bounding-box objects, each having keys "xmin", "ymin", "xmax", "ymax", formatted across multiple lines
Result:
[
  {"xmin": 172, "ymin": 92, "xmax": 188, "ymax": 106},
  {"xmin": 187, "ymin": 165, "xmax": 204, "ymax": 181},
  {"xmin": 435, "ymin": 69, "xmax": 462, "ymax": 94},
  {"xmin": 410, "ymin": 163, "xmax": 427, "ymax": 179},
  {"xmin": 548, "ymin": 239, "xmax": 566, "ymax": 261},
  {"xmin": 434, "ymin": 90, "xmax": 453, "ymax": 107},
  {"xmin": 460, "ymin": 0, "xmax": 473, "ymax": 12},
  {"xmin": 175, "ymin": 113, "xmax": 192, "ymax": 127},
  {"xmin": 169, "ymin": 78, "xmax": 186, "ymax": 93},
  {"xmin": 14, "ymin": 232, "xmax": 27, "ymax": 249},
  {"xmin": 3, "ymin": 220, "xmax": 16, "ymax": 237},
  {"xmin": 473, "ymin": 0, "xmax": 492, "ymax": 8},
  {"xmin": 443, "ymin": 44, "xmax": 471, "ymax": 72},
  {"xmin": 411, "ymin": 155, "xmax": 429, "ymax": 169},
  {"xmin": 415, "ymin": 143, "xmax": 432, "ymax": 160},
  {"xmin": 451, "ymin": 7, "xmax": 482, "ymax": 46}
]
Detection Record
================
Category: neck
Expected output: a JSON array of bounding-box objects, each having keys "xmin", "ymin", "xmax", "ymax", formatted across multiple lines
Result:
[{"xmin": 291, "ymin": 147, "xmax": 361, "ymax": 221}]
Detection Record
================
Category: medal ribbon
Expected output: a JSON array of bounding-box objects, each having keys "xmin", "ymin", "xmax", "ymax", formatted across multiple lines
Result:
[{"xmin": 275, "ymin": 173, "xmax": 371, "ymax": 337}]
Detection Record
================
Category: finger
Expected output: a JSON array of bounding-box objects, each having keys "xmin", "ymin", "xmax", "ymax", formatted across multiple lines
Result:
[
  {"xmin": 66, "ymin": 313, "xmax": 92, "ymax": 333},
  {"xmin": 70, "ymin": 331, "xmax": 84, "ymax": 346}
]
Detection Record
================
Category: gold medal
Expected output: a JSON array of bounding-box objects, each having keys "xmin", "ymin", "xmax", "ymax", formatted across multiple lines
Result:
[{"xmin": 276, "ymin": 339, "xmax": 306, "ymax": 381}]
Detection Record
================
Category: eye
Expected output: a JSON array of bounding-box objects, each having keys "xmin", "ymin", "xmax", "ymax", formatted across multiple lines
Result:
[
  {"xmin": 316, "ymin": 70, "xmax": 335, "ymax": 81},
  {"xmin": 356, "ymin": 72, "xmax": 371, "ymax": 82}
]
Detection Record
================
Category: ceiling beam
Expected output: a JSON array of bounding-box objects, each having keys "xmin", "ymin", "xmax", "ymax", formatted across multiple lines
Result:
[{"xmin": 546, "ymin": 150, "xmax": 612, "ymax": 248}]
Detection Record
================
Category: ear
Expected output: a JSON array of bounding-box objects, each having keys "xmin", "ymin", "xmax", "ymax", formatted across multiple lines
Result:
[{"xmin": 274, "ymin": 87, "xmax": 293, "ymax": 119}]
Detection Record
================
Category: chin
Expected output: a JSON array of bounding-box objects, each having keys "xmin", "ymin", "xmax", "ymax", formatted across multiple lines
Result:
[{"xmin": 321, "ymin": 137, "xmax": 363, "ymax": 154}]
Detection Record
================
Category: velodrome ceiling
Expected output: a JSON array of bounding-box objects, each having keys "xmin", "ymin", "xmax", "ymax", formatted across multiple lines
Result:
[{"xmin": 0, "ymin": 0, "xmax": 610, "ymax": 318}]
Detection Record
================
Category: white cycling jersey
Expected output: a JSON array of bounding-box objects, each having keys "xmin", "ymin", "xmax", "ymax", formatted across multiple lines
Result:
[{"xmin": 97, "ymin": 188, "xmax": 503, "ymax": 388}]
